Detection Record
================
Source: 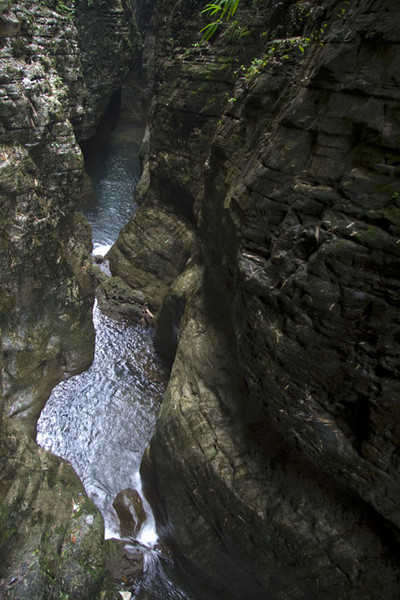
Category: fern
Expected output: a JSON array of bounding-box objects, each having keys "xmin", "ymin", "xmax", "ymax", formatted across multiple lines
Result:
[{"xmin": 201, "ymin": 0, "xmax": 240, "ymax": 41}]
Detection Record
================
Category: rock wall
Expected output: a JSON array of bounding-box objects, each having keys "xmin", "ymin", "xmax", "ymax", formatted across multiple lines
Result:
[
  {"xmin": 0, "ymin": 0, "xmax": 94, "ymax": 436},
  {"xmin": 0, "ymin": 0, "xmax": 140, "ymax": 596},
  {"xmin": 0, "ymin": 419, "xmax": 117, "ymax": 599},
  {"xmin": 108, "ymin": 0, "xmax": 240, "ymax": 311},
  {"xmin": 112, "ymin": 0, "xmax": 400, "ymax": 598},
  {"xmin": 204, "ymin": 0, "xmax": 400, "ymax": 534},
  {"xmin": 74, "ymin": 0, "xmax": 141, "ymax": 141}
]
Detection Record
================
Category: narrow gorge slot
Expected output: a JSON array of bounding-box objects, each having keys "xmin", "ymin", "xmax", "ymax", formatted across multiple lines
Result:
[
  {"xmin": 36, "ymin": 112, "xmax": 189, "ymax": 598},
  {"xmin": 2, "ymin": 0, "xmax": 400, "ymax": 598}
]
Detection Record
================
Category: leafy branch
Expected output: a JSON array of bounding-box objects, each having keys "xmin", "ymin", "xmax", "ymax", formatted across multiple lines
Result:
[
  {"xmin": 55, "ymin": 0, "xmax": 94, "ymax": 19},
  {"xmin": 201, "ymin": 0, "xmax": 240, "ymax": 41}
]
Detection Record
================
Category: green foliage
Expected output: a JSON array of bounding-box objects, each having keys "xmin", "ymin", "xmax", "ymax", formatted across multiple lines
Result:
[
  {"xmin": 201, "ymin": 0, "xmax": 241, "ymax": 41},
  {"xmin": 56, "ymin": 0, "xmax": 75, "ymax": 19},
  {"xmin": 244, "ymin": 56, "xmax": 267, "ymax": 79},
  {"xmin": 55, "ymin": 0, "xmax": 94, "ymax": 19},
  {"xmin": 236, "ymin": 34, "xmax": 321, "ymax": 82},
  {"xmin": 337, "ymin": 1, "xmax": 350, "ymax": 18}
]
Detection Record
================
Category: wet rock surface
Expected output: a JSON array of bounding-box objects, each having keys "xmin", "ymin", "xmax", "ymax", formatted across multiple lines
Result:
[
  {"xmin": 113, "ymin": 489, "xmax": 147, "ymax": 539},
  {"xmin": 106, "ymin": 540, "xmax": 144, "ymax": 593},
  {"xmin": 96, "ymin": 276, "xmax": 146, "ymax": 324}
]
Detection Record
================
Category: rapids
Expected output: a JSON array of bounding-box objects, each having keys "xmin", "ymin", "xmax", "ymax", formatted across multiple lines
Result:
[{"xmin": 37, "ymin": 122, "xmax": 190, "ymax": 600}]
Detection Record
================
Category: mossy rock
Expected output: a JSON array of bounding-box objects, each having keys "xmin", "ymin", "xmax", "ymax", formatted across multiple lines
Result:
[
  {"xmin": 0, "ymin": 421, "xmax": 118, "ymax": 600},
  {"xmin": 96, "ymin": 276, "xmax": 145, "ymax": 324}
]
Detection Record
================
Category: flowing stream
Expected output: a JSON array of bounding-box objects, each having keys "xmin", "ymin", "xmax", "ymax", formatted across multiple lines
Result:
[{"xmin": 37, "ymin": 123, "xmax": 190, "ymax": 599}]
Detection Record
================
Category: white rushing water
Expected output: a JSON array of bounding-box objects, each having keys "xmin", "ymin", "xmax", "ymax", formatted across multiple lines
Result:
[
  {"xmin": 36, "ymin": 123, "xmax": 191, "ymax": 600},
  {"xmin": 38, "ymin": 300, "xmax": 166, "ymax": 539}
]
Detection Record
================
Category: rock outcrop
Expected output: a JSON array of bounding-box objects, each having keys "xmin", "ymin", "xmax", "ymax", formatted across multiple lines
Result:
[
  {"xmin": 74, "ymin": 0, "xmax": 141, "ymax": 141},
  {"xmin": 0, "ymin": 0, "xmax": 94, "ymax": 436},
  {"xmin": 0, "ymin": 0, "xmax": 140, "ymax": 596},
  {"xmin": 0, "ymin": 420, "xmax": 116, "ymax": 599},
  {"xmin": 111, "ymin": 0, "xmax": 400, "ymax": 598},
  {"xmin": 203, "ymin": 0, "xmax": 400, "ymax": 535},
  {"xmin": 107, "ymin": 0, "xmax": 239, "ymax": 312}
]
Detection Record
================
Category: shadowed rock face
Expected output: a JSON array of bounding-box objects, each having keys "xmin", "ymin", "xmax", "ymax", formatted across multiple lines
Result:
[
  {"xmin": 201, "ymin": 0, "xmax": 400, "ymax": 532},
  {"xmin": 112, "ymin": 0, "xmax": 400, "ymax": 597},
  {"xmin": 74, "ymin": 0, "xmax": 141, "ymax": 141}
]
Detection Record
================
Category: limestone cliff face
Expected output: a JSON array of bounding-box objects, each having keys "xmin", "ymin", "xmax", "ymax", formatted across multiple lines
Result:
[
  {"xmin": 0, "ymin": 0, "xmax": 94, "ymax": 435},
  {"xmin": 74, "ymin": 0, "xmax": 141, "ymax": 141},
  {"xmin": 203, "ymin": 0, "xmax": 400, "ymax": 535},
  {"xmin": 114, "ymin": 0, "xmax": 400, "ymax": 598},
  {"xmin": 0, "ymin": 1, "xmax": 139, "ymax": 596}
]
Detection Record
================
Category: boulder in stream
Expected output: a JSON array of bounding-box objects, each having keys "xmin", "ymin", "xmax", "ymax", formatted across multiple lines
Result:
[
  {"xmin": 96, "ymin": 276, "xmax": 150, "ymax": 324},
  {"xmin": 113, "ymin": 488, "xmax": 147, "ymax": 539}
]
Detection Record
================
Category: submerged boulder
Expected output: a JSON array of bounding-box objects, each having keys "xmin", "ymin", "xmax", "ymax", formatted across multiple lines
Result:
[{"xmin": 113, "ymin": 489, "xmax": 147, "ymax": 539}]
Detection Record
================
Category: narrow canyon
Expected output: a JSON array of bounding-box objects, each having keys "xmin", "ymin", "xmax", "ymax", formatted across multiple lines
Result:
[{"xmin": 1, "ymin": 0, "xmax": 399, "ymax": 599}]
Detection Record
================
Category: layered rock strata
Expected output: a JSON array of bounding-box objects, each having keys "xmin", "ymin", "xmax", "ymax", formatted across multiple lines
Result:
[
  {"xmin": 0, "ymin": 0, "xmax": 94, "ymax": 436},
  {"xmin": 112, "ymin": 0, "xmax": 400, "ymax": 597},
  {"xmin": 74, "ymin": 0, "xmax": 141, "ymax": 141},
  {"xmin": 0, "ymin": 0, "xmax": 139, "ymax": 596},
  {"xmin": 107, "ymin": 0, "xmax": 240, "ymax": 313}
]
